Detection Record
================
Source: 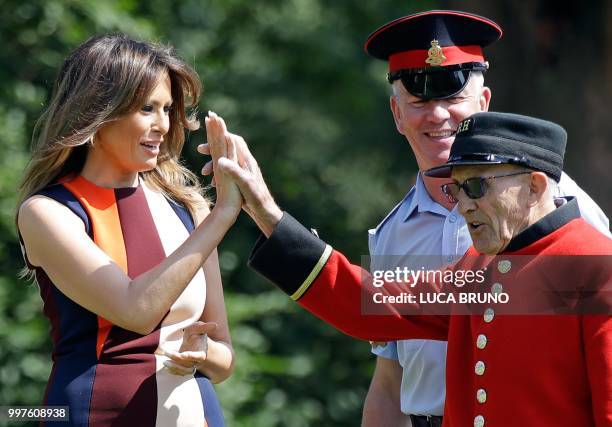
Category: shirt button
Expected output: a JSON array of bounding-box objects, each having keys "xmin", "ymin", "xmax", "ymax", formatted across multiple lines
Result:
[
  {"xmin": 484, "ymin": 308, "xmax": 495, "ymax": 323},
  {"xmin": 475, "ymin": 360, "xmax": 486, "ymax": 376},
  {"xmin": 474, "ymin": 415, "xmax": 485, "ymax": 427},
  {"xmin": 497, "ymin": 259, "xmax": 511, "ymax": 273},
  {"xmin": 476, "ymin": 388, "xmax": 487, "ymax": 404},
  {"xmin": 491, "ymin": 283, "xmax": 503, "ymax": 295},
  {"xmin": 476, "ymin": 334, "xmax": 488, "ymax": 349},
  {"xmin": 449, "ymin": 215, "xmax": 457, "ymax": 223}
]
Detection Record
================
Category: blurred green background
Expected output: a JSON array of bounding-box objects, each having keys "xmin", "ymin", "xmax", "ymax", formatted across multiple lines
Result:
[{"xmin": 0, "ymin": 0, "xmax": 610, "ymax": 425}]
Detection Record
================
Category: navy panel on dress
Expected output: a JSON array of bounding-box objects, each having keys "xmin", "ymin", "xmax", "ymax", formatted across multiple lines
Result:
[
  {"xmin": 38, "ymin": 184, "xmax": 92, "ymax": 237},
  {"xmin": 34, "ymin": 185, "xmax": 98, "ymax": 426},
  {"xmin": 195, "ymin": 373, "xmax": 226, "ymax": 427},
  {"xmin": 167, "ymin": 199, "xmax": 195, "ymax": 233}
]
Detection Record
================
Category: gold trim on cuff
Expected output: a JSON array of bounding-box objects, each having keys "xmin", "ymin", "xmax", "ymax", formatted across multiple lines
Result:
[{"xmin": 290, "ymin": 244, "xmax": 332, "ymax": 301}]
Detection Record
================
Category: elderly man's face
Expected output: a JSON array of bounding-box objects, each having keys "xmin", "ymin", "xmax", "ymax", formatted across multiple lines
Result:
[
  {"xmin": 390, "ymin": 74, "xmax": 491, "ymax": 172},
  {"xmin": 451, "ymin": 164, "xmax": 532, "ymax": 254}
]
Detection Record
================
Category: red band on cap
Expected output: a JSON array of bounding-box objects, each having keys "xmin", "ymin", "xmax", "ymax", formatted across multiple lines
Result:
[{"xmin": 389, "ymin": 45, "xmax": 484, "ymax": 72}]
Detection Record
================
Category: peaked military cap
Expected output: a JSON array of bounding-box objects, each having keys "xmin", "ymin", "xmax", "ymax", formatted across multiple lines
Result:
[
  {"xmin": 365, "ymin": 10, "xmax": 502, "ymax": 100},
  {"xmin": 425, "ymin": 112, "xmax": 567, "ymax": 182}
]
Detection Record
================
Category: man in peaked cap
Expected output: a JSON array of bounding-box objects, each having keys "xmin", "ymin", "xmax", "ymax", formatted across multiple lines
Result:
[
  {"xmin": 362, "ymin": 11, "xmax": 503, "ymax": 427},
  {"xmin": 358, "ymin": 11, "xmax": 610, "ymax": 427},
  {"xmin": 206, "ymin": 110, "xmax": 612, "ymax": 426},
  {"xmin": 366, "ymin": 10, "xmax": 501, "ymax": 102}
]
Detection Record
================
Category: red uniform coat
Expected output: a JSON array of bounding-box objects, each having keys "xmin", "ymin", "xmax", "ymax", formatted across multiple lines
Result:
[{"xmin": 249, "ymin": 198, "xmax": 612, "ymax": 426}]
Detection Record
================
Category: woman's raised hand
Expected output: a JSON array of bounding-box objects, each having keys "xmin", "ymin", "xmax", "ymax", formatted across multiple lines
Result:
[{"xmin": 203, "ymin": 111, "xmax": 243, "ymax": 221}]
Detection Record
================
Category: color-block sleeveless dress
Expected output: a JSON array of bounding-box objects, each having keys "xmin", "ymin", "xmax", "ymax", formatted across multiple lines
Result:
[{"xmin": 21, "ymin": 175, "xmax": 225, "ymax": 427}]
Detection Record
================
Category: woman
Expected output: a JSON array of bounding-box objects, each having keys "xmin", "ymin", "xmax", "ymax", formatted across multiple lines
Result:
[{"xmin": 16, "ymin": 34, "xmax": 240, "ymax": 426}]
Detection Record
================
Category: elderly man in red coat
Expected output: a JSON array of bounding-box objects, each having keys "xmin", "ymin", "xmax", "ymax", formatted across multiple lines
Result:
[{"xmin": 204, "ymin": 111, "xmax": 612, "ymax": 426}]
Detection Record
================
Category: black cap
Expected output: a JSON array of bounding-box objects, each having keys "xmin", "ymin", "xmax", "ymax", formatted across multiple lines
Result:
[
  {"xmin": 424, "ymin": 112, "xmax": 567, "ymax": 182},
  {"xmin": 365, "ymin": 10, "xmax": 502, "ymax": 100}
]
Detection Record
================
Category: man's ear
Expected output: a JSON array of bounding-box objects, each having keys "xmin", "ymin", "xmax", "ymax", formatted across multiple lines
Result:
[
  {"xmin": 389, "ymin": 93, "xmax": 404, "ymax": 135},
  {"xmin": 480, "ymin": 86, "xmax": 492, "ymax": 112},
  {"xmin": 528, "ymin": 171, "xmax": 549, "ymax": 206}
]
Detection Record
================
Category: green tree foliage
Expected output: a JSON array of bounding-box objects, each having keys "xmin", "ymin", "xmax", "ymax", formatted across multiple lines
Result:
[{"xmin": 1, "ymin": 1, "xmax": 608, "ymax": 426}]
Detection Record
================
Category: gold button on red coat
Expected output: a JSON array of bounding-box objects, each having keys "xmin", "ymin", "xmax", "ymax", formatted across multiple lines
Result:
[
  {"xmin": 491, "ymin": 282, "xmax": 503, "ymax": 294},
  {"xmin": 497, "ymin": 259, "xmax": 511, "ymax": 273},
  {"xmin": 476, "ymin": 334, "xmax": 487, "ymax": 349},
  {"xmin": 475, "ymin": 361, "xmax": 486, "ymax": 376}
]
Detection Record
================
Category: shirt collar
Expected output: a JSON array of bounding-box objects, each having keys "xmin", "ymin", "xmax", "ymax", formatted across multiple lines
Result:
[
  {"xmin": 504, "ymin": 196, "xmax": 580, "ymax": 252},
  {"xmin": 403, "ymin": 173, "xmax": 450, "ymax": 221}
]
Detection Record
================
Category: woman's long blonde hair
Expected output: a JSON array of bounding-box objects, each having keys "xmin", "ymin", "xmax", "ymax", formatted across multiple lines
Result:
[{"xmin": 17, "ymin": 33, "xmax": 208, "ymax": 225}]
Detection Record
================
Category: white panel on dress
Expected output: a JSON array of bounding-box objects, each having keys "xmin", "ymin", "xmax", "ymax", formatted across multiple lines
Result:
[{"xmin": 141, "ymin": 182, "xmax": 208, "ymax": 426}]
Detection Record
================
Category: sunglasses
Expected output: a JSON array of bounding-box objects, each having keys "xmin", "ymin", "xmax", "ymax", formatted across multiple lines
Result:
[
  {"xmin": 441, "ymin": 171, "xmax": 531, "ymax": 203},
  {"xmin": 388, "ymin": 62, "xmax": 488, "ymax": 101}
]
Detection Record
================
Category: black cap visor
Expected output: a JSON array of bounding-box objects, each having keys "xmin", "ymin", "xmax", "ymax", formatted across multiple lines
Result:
[
  {"xmin": 425, "ymin": 153, "xmax": 527, "ymax": 178},
  {"xmin": 389, "ymin": 62, "xmax": 487, "ymax": 100}
]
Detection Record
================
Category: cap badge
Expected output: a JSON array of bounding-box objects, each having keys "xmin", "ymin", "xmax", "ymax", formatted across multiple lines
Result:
[{"xmin": 425, "ymin": 39, "xmax": 446, "ymax": 66}]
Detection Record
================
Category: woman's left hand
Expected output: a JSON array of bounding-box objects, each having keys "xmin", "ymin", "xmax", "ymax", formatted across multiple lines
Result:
[{"xmin": 161, "ymin": 321, "xmax": 217, "ymax": 376}]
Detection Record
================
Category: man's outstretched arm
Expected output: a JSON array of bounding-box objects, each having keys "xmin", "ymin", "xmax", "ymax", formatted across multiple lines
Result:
[{"xmin": 202, "ymin": 114, "xmax": 449, "ymax": 342}]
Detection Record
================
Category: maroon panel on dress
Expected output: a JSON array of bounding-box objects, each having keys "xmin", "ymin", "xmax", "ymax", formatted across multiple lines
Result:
[{"xmin": 89, "ymin": 186, "xmax": 166, "ymax": 427}]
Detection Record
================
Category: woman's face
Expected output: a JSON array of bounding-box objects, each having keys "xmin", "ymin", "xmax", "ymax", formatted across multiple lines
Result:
[{"xmin": 93, "ymin": 72, "xmax": 173, "ymax": 180}]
